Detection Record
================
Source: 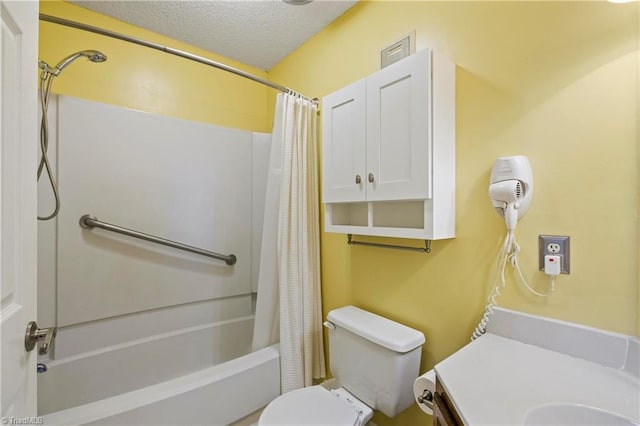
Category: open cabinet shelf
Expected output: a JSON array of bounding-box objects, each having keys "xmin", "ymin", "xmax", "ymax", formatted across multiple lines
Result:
[{"xmin": 325, "ymin": 200, "xmax": 453, "ymax": 240}]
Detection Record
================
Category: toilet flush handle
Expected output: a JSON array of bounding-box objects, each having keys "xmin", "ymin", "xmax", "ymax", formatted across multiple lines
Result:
[{"xmin": 323, "ymin": 321, "xmax": 335, "ymax": 330}]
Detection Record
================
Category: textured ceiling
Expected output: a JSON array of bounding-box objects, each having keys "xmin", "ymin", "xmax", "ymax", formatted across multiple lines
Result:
[{"xmin": 70, "ymin": 0, "xmax": 357, "ymax": 70}]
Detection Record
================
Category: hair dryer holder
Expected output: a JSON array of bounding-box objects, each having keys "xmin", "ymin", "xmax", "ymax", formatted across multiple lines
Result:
[{"xmin": 489, "ymin": 155, "xmax": 534, "ymax": 222}]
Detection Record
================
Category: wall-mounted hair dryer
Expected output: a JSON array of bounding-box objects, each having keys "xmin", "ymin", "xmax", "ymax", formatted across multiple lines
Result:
[
  {"xmin": 472, "ymin": 155, "xmax": 536, "ymax": 341},
  {"xmin": 472, "ymin": 155, "xmax": 546, "ymax": 340},
  {"xmin": 489, "ymin": 155, "xmax": 533, "ymax": 231}
]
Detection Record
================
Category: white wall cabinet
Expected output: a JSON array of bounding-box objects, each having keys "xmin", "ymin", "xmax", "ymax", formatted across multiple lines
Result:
[
  {"xmin": 322, "ymin": 49, "xmax": 455, "ymax": 240},
  {"xmin": 322, "ymin": 79, "xmax": 367, "ymax": 203}
]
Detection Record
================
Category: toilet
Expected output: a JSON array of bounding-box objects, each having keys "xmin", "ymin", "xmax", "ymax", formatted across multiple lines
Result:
[{"xmin": 258, "ymin": 305, "xmax": 425, "ymax": 425}]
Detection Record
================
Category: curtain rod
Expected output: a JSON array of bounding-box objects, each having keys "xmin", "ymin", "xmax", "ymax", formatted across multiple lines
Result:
[{"xmin": 39, "ymin": 13, "xmax": 317, "ymax": 104}]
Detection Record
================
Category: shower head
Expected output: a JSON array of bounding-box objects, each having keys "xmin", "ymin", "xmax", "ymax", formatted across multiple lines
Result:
[
  {"xmin": 52, "ymin": 50, "xmax": 107, "ymax": 75},
  {"xmin": 87, "ymin": 51, "xmax": 107, "ymax": 63}
]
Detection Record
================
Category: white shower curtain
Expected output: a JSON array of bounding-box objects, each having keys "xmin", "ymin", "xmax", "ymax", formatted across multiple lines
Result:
[
  {"xmin": 252, "ymin": 92, "xmax": 325, "ymax": 393},
  {"xmin": 276, "ymin": 93, "xmax": 326, "ymax": 393},
  {"xmin": 252, "ymin": 108, "xmax": 283, "ymax": 353}
]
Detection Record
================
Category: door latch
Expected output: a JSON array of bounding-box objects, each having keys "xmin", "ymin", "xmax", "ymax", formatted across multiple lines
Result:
[{"xmin": 25, "ymin": 321, "xmax": 57, "ymax": 355}]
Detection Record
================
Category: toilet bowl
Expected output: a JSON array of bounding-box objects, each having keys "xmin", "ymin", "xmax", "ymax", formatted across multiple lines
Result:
[
  {"xmin": 258, "ymin": 306, "xmax": 425, "ymax": 426},
  {"xmin": 258, "ymin": 386, "xmax": 373, "ymax": 426}
]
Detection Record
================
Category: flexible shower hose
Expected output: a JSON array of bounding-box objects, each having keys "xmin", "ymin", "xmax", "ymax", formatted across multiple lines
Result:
[{"xmin": 38, "ymin": 69, "xmax": 60, "ymax": 221}]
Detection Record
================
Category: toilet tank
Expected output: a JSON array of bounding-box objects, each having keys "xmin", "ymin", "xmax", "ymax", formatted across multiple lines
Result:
[{"xmin": 325, "ymin": 306, "xmax": 425, "ymax": 418}]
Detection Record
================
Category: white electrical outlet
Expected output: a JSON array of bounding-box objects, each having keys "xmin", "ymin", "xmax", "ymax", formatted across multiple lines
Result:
[
  {"xmin": 539, "ymin": 235, "xmax": 570, "ymax": 274},
  {"xmin": 547, "ymin": 243, "xmax": 561, "ymax": 253}
]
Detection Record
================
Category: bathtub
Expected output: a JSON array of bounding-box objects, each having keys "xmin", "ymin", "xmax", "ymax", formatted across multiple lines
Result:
[{"xmin": 42, "ymin": 345, "xmax": 280, "ymax": 425}]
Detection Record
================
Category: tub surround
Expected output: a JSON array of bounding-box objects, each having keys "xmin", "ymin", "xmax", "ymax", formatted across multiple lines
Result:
[
  {"xmin": 434, "ymin": 308, "xmax": 640, "ymax": 425},
  {"xmin": 37, "ymin": 95, "xmax": 272, "ymax": 418}
]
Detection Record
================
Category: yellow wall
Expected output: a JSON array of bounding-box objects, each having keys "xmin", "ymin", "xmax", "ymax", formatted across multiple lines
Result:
[
  {"xmin": 39, "ymin": 0, "xmax": 271, "ymax": 132},
  {"xmin": 38, "ymin": 1, "xmax": 639, "ymax": 424},
  {"xmin": 269, "ymin": 2, "xmax": 639, "ymax": 424}
]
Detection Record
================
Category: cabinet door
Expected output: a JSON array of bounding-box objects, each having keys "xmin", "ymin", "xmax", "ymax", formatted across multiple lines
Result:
[
  {"xmin": 366, "ymin": 49, "xmax": 431, "ymax": 201},
  {"xmin": 322, "ymin": 79, "xmax": 367, "ymax": 203},
  {"xmin": 434, "ymin": 378, "xmax": 463, "ymax": 426}
]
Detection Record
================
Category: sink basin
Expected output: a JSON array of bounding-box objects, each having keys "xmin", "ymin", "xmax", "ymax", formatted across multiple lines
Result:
[{"xmin": 524, "ymin": 404, "xmax": 639, "ymax": 425}]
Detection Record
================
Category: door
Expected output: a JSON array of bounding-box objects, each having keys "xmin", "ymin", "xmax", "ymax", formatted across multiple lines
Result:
[
  {"xmin": 366, "ymin": 49, "xmax": 432, "ymax": 201},
  {"xmin": 1, "ymin": 0, "xmax": 39, "ymax": 419},
  {"xmin": 321, "ymin": 78, "xmax": 366, "ymax": 203}
]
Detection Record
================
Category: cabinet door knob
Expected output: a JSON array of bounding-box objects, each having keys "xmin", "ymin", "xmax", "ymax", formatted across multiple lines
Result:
[
  {"xmin": 355, "ymin": 175, "xmax": 361, "ymax": 184},
  {"xmin": 368, "ymin": 173, "xmax": 375, "ymax": 183}
]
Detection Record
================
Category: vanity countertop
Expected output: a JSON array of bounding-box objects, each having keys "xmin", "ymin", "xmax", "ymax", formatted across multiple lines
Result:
[{"xmin": 434, "ymin": 332, "xmax": 640, "ymax": 425}]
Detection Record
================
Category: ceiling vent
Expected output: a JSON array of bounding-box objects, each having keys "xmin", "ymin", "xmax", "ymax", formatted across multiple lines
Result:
[{"xmin": 380, "ymin": 32, "xmax": 415, "ymax": 69}]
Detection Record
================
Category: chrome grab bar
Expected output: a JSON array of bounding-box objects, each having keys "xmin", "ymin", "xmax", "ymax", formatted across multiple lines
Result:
[{"xmin": 79, "ymin": 214, "xmax": 237, "ymax": 265}]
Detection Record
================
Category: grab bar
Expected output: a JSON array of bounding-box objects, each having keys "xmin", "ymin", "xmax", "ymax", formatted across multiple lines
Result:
[{"xmin": 79, "ymin": 214, "xmax": 237, "ymax": 265}]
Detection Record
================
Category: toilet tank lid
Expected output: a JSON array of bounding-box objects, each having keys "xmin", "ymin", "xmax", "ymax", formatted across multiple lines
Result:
[{"xmin": 327, "ymin": 306, "xmax": 425, "ymax": 353}]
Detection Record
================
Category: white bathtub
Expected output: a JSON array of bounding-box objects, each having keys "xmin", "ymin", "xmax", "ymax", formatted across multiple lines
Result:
[{"xmin": 42, "ymin": 345, "xmax": 280, "ymax": 425}]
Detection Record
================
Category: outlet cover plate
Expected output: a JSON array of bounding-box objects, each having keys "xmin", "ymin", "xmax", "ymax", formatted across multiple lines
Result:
[{"xmin": 539, "ymin": 235, "xmax": 570, "ymax": 274}]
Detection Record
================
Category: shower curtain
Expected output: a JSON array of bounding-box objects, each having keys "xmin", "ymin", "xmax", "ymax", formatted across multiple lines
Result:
[{"xmin": 252, "ymin": 92, "xmax": 326, "ymax": 393}]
